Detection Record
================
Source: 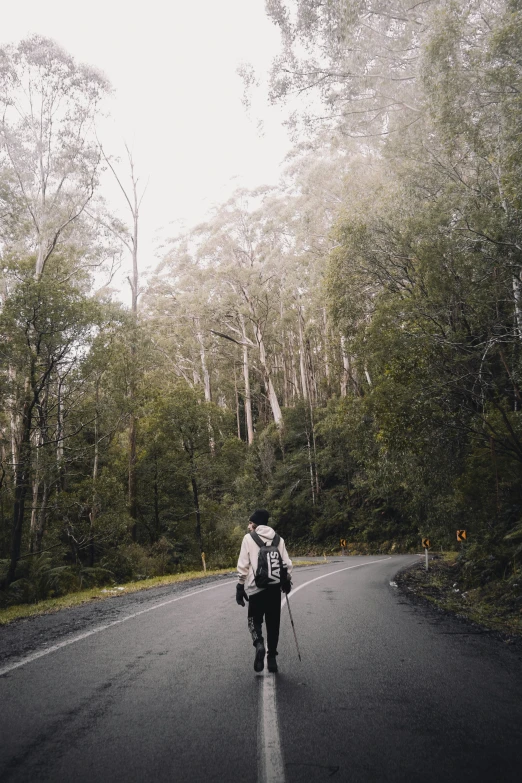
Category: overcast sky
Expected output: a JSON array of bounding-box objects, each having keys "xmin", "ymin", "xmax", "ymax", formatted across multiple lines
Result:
[{"xmin": 2, "ymin": 1, "xmax": 291, "ymax": 286}]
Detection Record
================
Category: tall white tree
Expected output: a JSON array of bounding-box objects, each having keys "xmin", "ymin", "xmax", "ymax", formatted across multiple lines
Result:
[{"xmin": 0, "ymin": 36, "xmax": 110, "ymax": 279}]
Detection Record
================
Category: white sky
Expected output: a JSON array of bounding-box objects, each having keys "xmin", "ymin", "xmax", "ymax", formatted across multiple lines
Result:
[{"xmin": 2, "ymin": 0, "xmax": 291, "ymax": 289}]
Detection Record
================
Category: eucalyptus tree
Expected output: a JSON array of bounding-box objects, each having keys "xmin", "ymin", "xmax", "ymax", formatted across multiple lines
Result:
[
  {"xmin": 0, "ymin": 35, "xmax": 109, "ymax": 472},
  {"xmin": 321, "ymin": 0, "xmax": 522, "ymax": 543},
  {"xmin": 0, "ymin": 36, "xmax": 110, "ymax": 280},
  {"xmin": 0, "ymin": 264, "xmax": 100, "ymax": 586},
  {"xmin": 149, "ymin": 236, "xmax": 257, "ymax": 441},
  {"xmin": 202, "ymin": 190, "xmax": 286, "ymax": 428},
  {"xmin": 99, "ymin": 145, "xmax": 148, "ymax": 539},
  {"xmin": 265, "ymin": 0, "xmax": 443, "ymax": 136},
  {"xmin": 145, "ymin": 240, "xmax": 220, "ymax": 401},
  {"xmin": 266, "ymin": 133, "xmax": 365, "ymax": 398},
  {"xmin": 0, "ymin": 37, "xmax": 114, "ymax": 586},
  {"xmin": 157, "ymin": 189, "xmax": 287, "ymax": 431},
  {"xmin": 153, "ymin": 137, "xmax": 364, "ymax": 436},
  {"xmin": 417, "ymin": 0, "xmax": 522, "ymax": 358}
]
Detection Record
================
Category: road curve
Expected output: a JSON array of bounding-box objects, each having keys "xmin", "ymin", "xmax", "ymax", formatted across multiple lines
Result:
[{"xmin": 1, "ymin": 555, "xmax": 522, "ymax": 782}]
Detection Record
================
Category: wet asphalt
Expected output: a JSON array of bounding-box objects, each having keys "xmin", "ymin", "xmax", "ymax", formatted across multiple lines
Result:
[{"xmin": 1, "ymin": 555, "xmax": 522, "ymax": 782}]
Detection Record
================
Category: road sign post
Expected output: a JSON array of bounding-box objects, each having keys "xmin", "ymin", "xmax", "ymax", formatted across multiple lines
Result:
[
  {"xmin": 340, "ymin": 538, "xmax": 347, "ymax": 556},
  {"xmin": 456, "ymin": 530, "xmax": 467, "ymax": 553},
  {"xmin": 422, "ymin": 538, "xmax": 430, "ymax": 571}
]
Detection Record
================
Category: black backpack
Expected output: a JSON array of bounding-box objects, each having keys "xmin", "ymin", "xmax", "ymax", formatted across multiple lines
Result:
[{"xmin": 250, "ymin": 531, "xmax": 288, "ymax": 588}]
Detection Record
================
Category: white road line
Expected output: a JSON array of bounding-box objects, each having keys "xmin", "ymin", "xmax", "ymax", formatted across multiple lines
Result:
[
  {"xmin": 0, "ymin": 579, "xmax": 236, "ymax": 677},
  {"xmin": 259, "ymin": 673, "xmax": 286, "ymax": 783},
  {"xmin": 284, "ymin": 556, "xmax": 392, "ymax": 604},
  {"xmin": 257, "ymin": 556, "xmax": 393, "ymax": 783},
  {"xmin": 0, "ymin": 558, "xmax": 394, "ymax": 679}
]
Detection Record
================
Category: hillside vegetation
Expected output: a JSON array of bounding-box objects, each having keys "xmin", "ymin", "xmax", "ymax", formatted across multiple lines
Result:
[{"xmin": 2, "ymin": 2, "xmax": 522, "ymax": 612}]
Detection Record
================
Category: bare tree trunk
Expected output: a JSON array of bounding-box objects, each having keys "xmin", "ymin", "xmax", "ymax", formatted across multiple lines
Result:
[
  {"xmin": 8, "ymin": 365, "xmax": 19, "ymax": 481},
  {"xmin": 191, "ymin": 475, "xmax": 202, "ymax": 556},
  {"xmin": 513, "ymin": 271, "xmax": 522, "ymax": 340},
  {"xmin": 128, "ymin": 412, "xmax": 138, "ymax": 540},
  {"xmin": 195, "ymin": 319, "xmax": 215, "ymax": 452},
  {"xmin": 29, "ymin": 475, "xmax": 40, "ymax": 553},
  {"xmin": 6, "ymin": 400, "xmax": 32, "ymax": 586},
  {"xmin": 310, "ymin": 405, "xmax": 320, "ymax": 498},
  {"xmin": 196, "ymin": 319, "xmax": 212, "ymax": 402},
  {"xmin": 307, "ymin": 338, "xmax": 318, "ymax": 404},
  {"xmin": 280, "ymin": 299, "xmax": 290, "ymax": 407},
  {"xmin": 104, "ymin": 145, "xmax": 144, "ymax": 542},
  {"xmin": 128, "ymin": 160, "xmax": 139, "ymax": 540},
  {"xmin": 323, "ymin": 308, "xmax": 330, "ymax": 388},
  {"xmin": 240, "ymin": 315, "xmax": 255, "ymax": 444},
  {"xmin": 289, "ymin": 333, "xmax": 300, "ymax": 403},
  {"xmin": 129, "ymin": 325, "xmax": 138, "ymax": 538},
  {"xmin": 30, "ymin": 375, "xmax": 50, "ymax": 552},
  {"xmin": 305, "ymin": 420, "xmax": 316, "ymax": 506},
  {"xmin": 234, "ymin": 364, "xmax": 242, "ymax": 440},
  {"xmin": 341, "ymin": 336, "xmax": 350, "ymax": 397},
  {"xmin": 89, "ymin": 377, "xmax": 100, "ymax": 566},
  {"xmin": 153, "ymin": 452, "xmax": 161, "ymax": 542},
  {"xmin": 282, "ymin": 347, "xmax": 290, "ymax": 408},
  {"xmin": 56, "ymin": 373, "xmax": 65, "ymax": 487},
  {"xmin": 257, "ymin": 335, "xmax": 283, "ymax": 427},
  {"xmin": 207, "ymin": 414, "xmax": 216, "ymax": 456},
  {"xmin": 241, "ymin": 286, "xmax": 283, "ymax": 428},
  {"xmin": 299, "ymin": 325, "xmax": 319, "ymax": 499},
  {"xmin": 243, "ymin": 344, "xmax": 255, "ymax": 444},
  {"xmin": 298, "ymin": 306, "xmax": 309, "ymax": 401},
  {"xmin": 34, "ymin": 482, "xmax": 50, "ymax": 553}
]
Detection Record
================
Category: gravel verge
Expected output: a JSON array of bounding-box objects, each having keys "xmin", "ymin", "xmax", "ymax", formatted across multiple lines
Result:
[{"xmin": 395, "ymin": 557, "xmax": 522, "ymax": 652}]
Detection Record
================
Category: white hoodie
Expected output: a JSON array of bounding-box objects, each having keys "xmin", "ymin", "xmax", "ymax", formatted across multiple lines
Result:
[{"xmin": 237, "ymin": 524, "xmax": 293, "ymax": 597}]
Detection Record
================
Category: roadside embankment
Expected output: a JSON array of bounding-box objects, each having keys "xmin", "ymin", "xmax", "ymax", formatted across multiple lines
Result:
[
  {"xmin": 0, "ymin": 569, "xmax": 235, "ymax": 626},
  {"xmin": 396, "ymin": 553, "xmax": 522, "ymax": 641}
]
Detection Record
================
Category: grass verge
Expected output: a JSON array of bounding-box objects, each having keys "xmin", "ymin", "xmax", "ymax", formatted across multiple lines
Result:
[
  {"xmin": 0, "ymin": 568, "xmax": 234, "ymax": 627},
  {"xmin": 397, "ymin": 553, "xmax": 522, "ymax": 639}
]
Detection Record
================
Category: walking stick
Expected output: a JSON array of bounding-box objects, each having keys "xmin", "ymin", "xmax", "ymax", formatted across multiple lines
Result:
[{"xmin": 285, "ymin": 595, "xmax": 302, "ymax": 662}]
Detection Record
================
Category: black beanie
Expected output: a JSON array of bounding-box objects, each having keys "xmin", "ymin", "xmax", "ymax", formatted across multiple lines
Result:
[{"xmin": 249, "ymin": 509, "xmax": 270, "ymax": 527}]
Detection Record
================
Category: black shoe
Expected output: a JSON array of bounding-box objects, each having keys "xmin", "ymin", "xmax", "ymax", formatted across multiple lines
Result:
[
  {"xmin": 267, "ymin": 653, "xmax": 278, "ymax": 673},
  {"xmin": 254, "ymin": 641, "xmax": 265, "ymax": 672}
]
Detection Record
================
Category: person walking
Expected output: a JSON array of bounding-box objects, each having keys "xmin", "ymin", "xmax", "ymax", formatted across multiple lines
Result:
[{"xmin": 236, "ymin": 509, "xmax": 293, "ymax": 673}]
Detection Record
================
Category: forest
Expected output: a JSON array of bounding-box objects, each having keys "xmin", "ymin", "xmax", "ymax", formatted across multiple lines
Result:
[{"xmin": 1, "ymin": 0, "xmax": 522, "ymax": 605}]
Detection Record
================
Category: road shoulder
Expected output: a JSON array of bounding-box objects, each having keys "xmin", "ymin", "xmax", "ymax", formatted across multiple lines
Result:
[{"xmin": 0, "ymin": 573, "xmax": 236, "ymax": 668}]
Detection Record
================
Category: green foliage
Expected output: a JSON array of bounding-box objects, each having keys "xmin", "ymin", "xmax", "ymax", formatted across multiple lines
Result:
[
  {"xmin": 5, "ymin": 7, "xmax": 522, "ymax": 608},
  {"xmin": 1, "ymin": 554, "xmax": 79, "ymax": 607}
]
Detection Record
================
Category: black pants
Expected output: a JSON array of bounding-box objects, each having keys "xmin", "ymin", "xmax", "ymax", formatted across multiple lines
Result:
[{"xmin": 248, "ymin": 586, "xmax": 281, "ymax": 655}]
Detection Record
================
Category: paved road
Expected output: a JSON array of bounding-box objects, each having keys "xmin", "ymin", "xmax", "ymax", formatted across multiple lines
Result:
[{"xmin": 1, "ymin": 555, "xmax": 522, "ymax": 782}]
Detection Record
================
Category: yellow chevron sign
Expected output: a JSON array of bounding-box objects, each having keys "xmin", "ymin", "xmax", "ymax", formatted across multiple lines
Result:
[
  {"xmin": 456, "ymin": 530, "xmax": 467, "ymax": 542},
  {"xmin": 422, "ymin": 538, "xmax": 430, "ymax": 549},
  {"xmin": 340, "ymin": 539, "xmax": 347, "ymax": 548}
]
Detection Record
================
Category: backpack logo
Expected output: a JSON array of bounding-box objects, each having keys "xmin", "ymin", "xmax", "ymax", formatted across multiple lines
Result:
[{"xmin": 267, "ymin": 550, "xmax": 281, "ymax": 583}]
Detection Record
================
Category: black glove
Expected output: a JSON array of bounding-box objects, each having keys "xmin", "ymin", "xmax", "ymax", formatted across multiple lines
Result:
[
  {"xmin": 236, "ymin": 583, "xmax": 248, "ymax": 606},
  {"xmin": 281, "ymin": 579, "xmax": 292, "ymax": 595}
]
